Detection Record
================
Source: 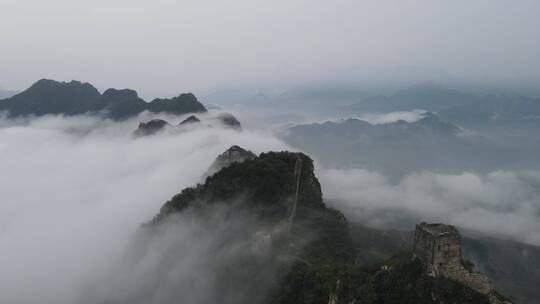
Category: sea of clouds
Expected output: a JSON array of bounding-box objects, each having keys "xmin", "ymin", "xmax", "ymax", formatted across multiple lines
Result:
[
  {"xmin": 0, "ymin": 112, "xmax": 538, "ymax": 303},
  {"xmin": 0, "ymin": 113, "xmax": 287, "ymax": 304},
  {"xmin": 320, "ymin": 168, "xmax": 540, "ymax": 245}
]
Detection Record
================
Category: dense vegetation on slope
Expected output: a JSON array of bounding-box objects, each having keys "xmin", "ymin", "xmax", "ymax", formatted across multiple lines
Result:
[
  {"xmin": 345, "ymin": 224, "xmax": 539, "ymax": 304},
  {"xmin": 144, "ymin": 149, "xmax": 498, "ymax": 304},
  {"xmin": 154, "ymin": 151, "xmax": 355, "ymax": 264},
  {"xmin": 0, "ymin": 79, "xmax": 207, "ymax": 119},
  {"xmin": 274, "ymin": 253, "xmax": 490, "ymax": 304}
]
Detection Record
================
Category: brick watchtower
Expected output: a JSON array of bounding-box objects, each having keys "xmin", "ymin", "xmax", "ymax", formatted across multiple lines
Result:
[
  {"xmin": 413, "ymin": 222, "xmax": 462, "ymax": 275},
  {"xmin": 413, "ymin": 223, "xmax": 496, "ymax": 298}
]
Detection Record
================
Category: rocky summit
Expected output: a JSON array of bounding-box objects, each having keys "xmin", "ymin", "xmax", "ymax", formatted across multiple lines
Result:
[{"xmin": 204, "ymin": 145, "xmax": 257, "ymax": 177}]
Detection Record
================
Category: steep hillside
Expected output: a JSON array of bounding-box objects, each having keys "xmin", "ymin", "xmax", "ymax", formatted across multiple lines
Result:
[{"xmin": 113, "ymin": 148, "xmax": 503, "ymax": 304}]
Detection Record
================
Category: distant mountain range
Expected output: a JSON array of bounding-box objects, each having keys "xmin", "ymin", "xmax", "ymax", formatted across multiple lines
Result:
[
  {"xmin": 343, "ymin": 83, "xmax": 540, "ymax": 127},
  {"xmin": 438, "ymin": 95, "xmax": 540, "ymax": 127},
  {"xmin": 280, "ymin": 112, "xmax": 539, "ymax": 175},
  {"xmin": 343, "ymin": 82, "xmax": 475, "ymax": 112},
  {"xmin": 0, "ymin": 79, "xmax": 207, "ymax": 119},
  {"xmin": 206, "ymin": 82, "xmax": 540, "ymax": 128}
]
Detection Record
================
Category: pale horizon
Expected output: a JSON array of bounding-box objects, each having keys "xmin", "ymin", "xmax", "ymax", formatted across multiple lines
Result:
[{"xmin": 2, "ymin": 0, "xmax": 540, "ymax": 98}]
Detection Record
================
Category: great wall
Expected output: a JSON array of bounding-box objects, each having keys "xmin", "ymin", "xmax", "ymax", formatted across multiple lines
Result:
[{"xmin": 413, "ymin": 222, "xmax": 510, "ymax": 304}]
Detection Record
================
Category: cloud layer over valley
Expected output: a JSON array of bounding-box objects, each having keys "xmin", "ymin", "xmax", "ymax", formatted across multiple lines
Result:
[
  {"xmin": 320, "ymin": 168, "xmax": 540, "ymax": 246},
  {"xmin": 0, "ymin": 113, "xmax": 286, "ymax": 304},
  {"xmin": 1, "ymin": 113, "xmax": 539, "ymax": 303}
]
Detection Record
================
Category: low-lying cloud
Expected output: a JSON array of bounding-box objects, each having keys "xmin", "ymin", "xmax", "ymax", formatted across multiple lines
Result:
[
  {"xmin": 319, "ymin": 168, "xmax": 540, "ymax": 246},
  {"xmin": 0, "ymin": 113, "xmax": 287, "ymax": 304},
  {"xmin": 84, "ymin": 204, "xmax": 288, "ymax": 304},
  {"xmin": 354, "ymin": 110, "xmax": 426, "ymax": 125},
  {"xmin": 1, "ymin": 113, "xmax": 539, "ymax": 304}
]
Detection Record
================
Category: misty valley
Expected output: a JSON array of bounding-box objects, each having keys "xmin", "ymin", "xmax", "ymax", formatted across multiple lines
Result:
[
  {"xmin": 0, "ymin": 78, "xmax": 539, "ymax": 304},
  {"xmin": 4, "ymin": 1, "xmax": 540, "ymax": 303}
]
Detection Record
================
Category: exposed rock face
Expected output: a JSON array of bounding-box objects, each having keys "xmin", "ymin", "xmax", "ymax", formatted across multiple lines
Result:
[
  {"xmin": 414, "ymin": 223, "xmax": 510, "ymax": 304},
  {"xmin": 134, "ymin": 119, "xmax": 171, "ymax": 136},
  {"xmin": 204, "ymin": 145, "xmax": 257, "ymax": 178},
  {"xmin": 0, "ymin": 79, "xmax": 207, "ymax": 119}
]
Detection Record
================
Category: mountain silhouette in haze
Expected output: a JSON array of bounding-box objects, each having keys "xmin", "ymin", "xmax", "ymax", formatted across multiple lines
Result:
[
  {"xmin": 342, "ymin": 82, "xmax": 540, "ymax": 127},
  {"xmin": 280, "ymin": 112, "xmax": 486, "ymax": 175},
  {"xmin": 438, "ymin": 95, "xmax": 540, "ymax": 127},
  {"xmin": 281, "ymin": 111, "xmax": 540, "ymax": 175},
  {"xmin": 342, "ymin": 82, "xmax": 476, "ymax": 112},
  {"xmin": 0, "ymin": 79, "xmax": 207, "ymax": 119},
  {"xmin": 133, "ymin": 113, "xmax": 242, "ymax": 136}
]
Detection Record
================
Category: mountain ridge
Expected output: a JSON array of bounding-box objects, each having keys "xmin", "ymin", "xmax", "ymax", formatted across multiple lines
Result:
[
  {"xmin": 126, "ymin": 147, "xmax": 507, "ymax": 304},
  {"xmin": 0, "ymin": 79, "xmax": 207, "ymax": 119}
]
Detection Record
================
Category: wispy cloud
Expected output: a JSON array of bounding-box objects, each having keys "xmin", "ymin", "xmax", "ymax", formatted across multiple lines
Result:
[{"xmin": 320, "ymin": 167, "xmax": 540, "ymax": 245}]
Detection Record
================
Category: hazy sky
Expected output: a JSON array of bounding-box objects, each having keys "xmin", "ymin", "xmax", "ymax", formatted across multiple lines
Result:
[{"xmin": 1, "ymin": 0, "xmax": 540, "ymax": 97}]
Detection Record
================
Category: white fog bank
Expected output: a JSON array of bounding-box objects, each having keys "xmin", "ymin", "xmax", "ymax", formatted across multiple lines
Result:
[
  {"xmin": 0, "ymin": 114, "xmax": 287, "ymax": 304},
  {"xmin": 1, "ymin": 114, "xmax": 539, "ymax": 303}
]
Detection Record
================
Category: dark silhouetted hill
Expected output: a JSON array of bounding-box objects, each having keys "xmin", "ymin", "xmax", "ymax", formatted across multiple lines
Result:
[
  {"xmin": 133, "ymin": 113, "xmax": 242, "ymax": 137},
  {"xmin": 0, "ymin": 79, "xmax": 207, "ymax": 119}
]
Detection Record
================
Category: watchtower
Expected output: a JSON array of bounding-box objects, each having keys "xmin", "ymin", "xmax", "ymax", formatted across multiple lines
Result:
[
  {"xmin": 413, "ymin": 222, "xmax": 462, "ymax": 275},
  {"xmin": 413, "ymin": 222, "xmax": 494, "ymax": 297}
]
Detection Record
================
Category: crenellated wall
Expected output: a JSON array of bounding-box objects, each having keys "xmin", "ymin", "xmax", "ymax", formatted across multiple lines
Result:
[{"xmin": 443, "ymin": 266, "xmax": 492, "ymax": 295}]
